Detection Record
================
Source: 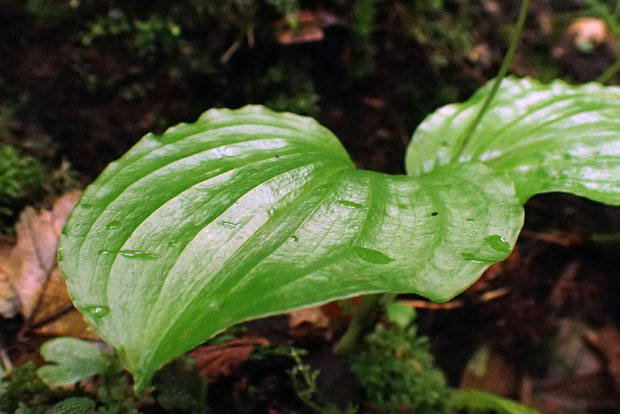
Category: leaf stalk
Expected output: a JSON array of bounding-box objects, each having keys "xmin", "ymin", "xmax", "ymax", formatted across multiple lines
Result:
[{"xmin": 452, "ymin": 0, "xmax": 531, "ymax": 161}]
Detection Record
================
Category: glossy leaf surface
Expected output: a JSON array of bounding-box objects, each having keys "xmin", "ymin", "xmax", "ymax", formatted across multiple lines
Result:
[
  {"xmin": 59, "ymin": 106, "xmax": 523, "ymax": 389},
  {"xmin": 406, "ymin": 77, "xmax": 620, "ymax": 204}
]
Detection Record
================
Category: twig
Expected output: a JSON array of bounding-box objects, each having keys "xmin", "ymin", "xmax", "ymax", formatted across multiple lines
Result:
[
  {"xmin": 597, "ymin": 59, "xmax": 620, "ymax": 83},
  {"xmin": 28, "ymin": 302, "xmax": 74, "ymax": 330},
  {"xmin": 220, "ymin": 35, "xmax": 244, "ymax": 64},
  {"xmin": 400, "ymin": 287, "xmax": 510, "ymax": 311},
  {"xmin": 0, "ymin": 345, "xmax": 13, "ymax": 375},
  {"xmin": 519, "ymin": 229, "xmax": 573, "ymax": 247}
]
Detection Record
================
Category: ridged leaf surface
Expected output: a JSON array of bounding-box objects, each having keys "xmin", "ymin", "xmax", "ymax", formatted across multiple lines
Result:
[
  {"xmin": 59, "ymin": 106, "xmax": 523, "ymax": 388},
  {"xmin": 406, "ymin": 77, "xmax": 620, "ymax": 204}
]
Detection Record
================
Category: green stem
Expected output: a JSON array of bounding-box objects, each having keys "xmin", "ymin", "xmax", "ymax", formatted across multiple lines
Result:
[
  {"xmin": 333, "ymin": 293, "xmax": 395, "ymax": 356},
  {"xmin": 597, "ymin": 58, "xmax": 620, "ymax": 84},
  {"xmin": 333, "ymin": 295, "xmax": 381, "ymax": 355},
  {"xmin": 451, "ymin": 0, "xmax": 531, "ymax": 161}
]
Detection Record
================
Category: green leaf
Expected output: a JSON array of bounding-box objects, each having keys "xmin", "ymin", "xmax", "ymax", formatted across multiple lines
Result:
[
  {"xmin": 450, "ymin": 389, "xmax": 539, "ymax": 414},
  {"xmin": 59, "ymin": 106, "xmax": 524, "ymax": 390},
  {"xmin": 46, "ymin": 397, "xmax": 96, "ymax": 414},
  {"xmin": 36, "ymin": 337, "xmax": 113, "ymax": 387},
  {"xmin": 406, "ymin": 77, "xmax": 620, "ymax": 204},
  {"xmin": 385, "ymin": 301, "xmax": 416, "ymax": 329}
]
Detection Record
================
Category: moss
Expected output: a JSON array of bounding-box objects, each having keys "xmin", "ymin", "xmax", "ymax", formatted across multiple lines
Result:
[
  {"xmin": 0, "ymin": 144, "xmax": 46, "ymax": 219},
  {"xmin": 350, "ymin": 310, "xmax": 453, "ymax": 414}
]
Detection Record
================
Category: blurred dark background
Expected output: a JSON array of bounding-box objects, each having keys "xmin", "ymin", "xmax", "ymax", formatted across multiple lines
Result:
[{"xmin": 1, "ymin": 0, "xmax": 617, "ymax": 180}]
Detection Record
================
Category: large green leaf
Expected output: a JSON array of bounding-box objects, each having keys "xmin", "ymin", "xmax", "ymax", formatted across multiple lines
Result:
[
  {"xmin": 59, "ymin": 106, "xmax": 524, "ymax": 389},
  {"xmin": 406, "ymin": 77, "xmax": 620, "ymax": 204}
]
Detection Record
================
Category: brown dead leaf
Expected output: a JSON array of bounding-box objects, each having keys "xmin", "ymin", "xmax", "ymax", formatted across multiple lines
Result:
[
  {"xmin": 288, "ymin": 307, "xmax": 330, "ymax": 330},
  {"xmin": 288, "ymin": 306, "xmax": 333, "ymax": 340},
  {"xmin": 0, "ymin": 235, "xmax": 19, "ymax": 318},
  {"xmin": 528, "ymin": 319, "xmax": 616, "ymax": 413},
  {"xmin": 10, "ymin": 190, "xmax": 81, "ymax": 319},
  {"xmin": 568, "ymin": 18, "xmax": 610, "ymax": 51},
  {"xmin": 190, "ymin": 337, "xmax": 269, "ymax": 381},
  {"xmin": 34, "ymin": 308, "xmax": 99, "ymax": 340},
  {"xmin": 277, "ymin": 11, "xmax": 325, "ymax": 45},
  {"xmin": 30, "ymin": 267, "xmax": 99, "ymax": 340},
  {"xmin": 461, "ymin": 346, "xmax": 519, "ymax": 397},
  {"xmin": 585, "ymin": 325, "xmax": 620, "ymax": 395},
  {"xmin": 0, "ymin": 190, "xmax": 97, "ymax": 339}
]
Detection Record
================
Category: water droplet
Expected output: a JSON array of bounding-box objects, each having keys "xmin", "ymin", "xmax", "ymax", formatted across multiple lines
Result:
[
  {"xmin": 289, "ymin": 235, "xmax": 299, "ymax": 243},
  {"xmin": 350, "ymin": 225, "xmax": 360, "ymax": 231},
  {"xmin": 337, "ymin": 200, "xmax": 363, "ymax": 209},
  {"xmin": 106, "ymin": 220, "xmax": 122, "ymax": 230},
  {"xmin": 85, "ymin": 305, "xmax": 109, "ymax": 319},
  {"xmin": 98, "ymin": 249, "xmax": 110, "ymax": 256},
  {"xmin": 218, "ymin": 221, "xmax": 238, "ymax": 229},
  {"xmin": 168, "ymin": 240, "xmax": 181, "ymax": 247},
  {"xmin": 208, "ymin": 302, "xmax": 220, "ymax": 310},
  {"xmin": 460, "ymin": 235, "xmax": 512, "ymax": 264},
  {"xmin": 119, "ymin": 250, "xmax": 161, "ymax": 260},
  {"xmin": 460, "ymin": 252, "xmax": 485, "ymax": 264},
  {"xmin": 268, "ymin": 207, "xmax": 275, "ymax": 216},
  {"xmin": 353, "ymin": 247, "xmax": 394, "ymax": 264},
  {"xmin": 484, "ymin": 235, "xmax": 511, "ymax": 253}
]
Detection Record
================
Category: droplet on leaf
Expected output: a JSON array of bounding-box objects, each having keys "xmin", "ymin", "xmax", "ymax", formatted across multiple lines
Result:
[
  {"xmin": 353, "ymin": 247, "xmax": 394, "ymax": 264},
  {"xmin": 119, "ymin": 250, "xmax": 161, "ymax": 260}
]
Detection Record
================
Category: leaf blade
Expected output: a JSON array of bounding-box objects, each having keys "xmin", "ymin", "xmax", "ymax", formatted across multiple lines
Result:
[
  {"xmin": 406, "ymin": 77, "xmax": 620, "ymax": 204},
  {"xmin": 36, "ymin": 337, "xmax": 112, "ymax": 387},
  {"xmin": 59, "ymin": 106, "xmax": 524, "ymax": 389}
]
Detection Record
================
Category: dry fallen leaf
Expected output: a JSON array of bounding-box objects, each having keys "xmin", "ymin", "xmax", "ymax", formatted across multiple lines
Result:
[
  {"xmin": 288, "ymin": 307, "xmax": 330, "ymax": 330},
  {"xmin": 585, "ymin": 325, "xmax": 620, "ymax": 395},
  {"xmin": 276, "ymin": 10, "xmax": 343, "ymax": 45},
  {"xmin": 568, "ymin": 18, "xmax": 610, "ymax": 53},
  {"xmin": 0, "ymin": 190, "xmax": 97, "ymax": 339},
  {"xmin": 277, "ymin": 14, "xmax": 324, "ymax": 45},
  {"xmin": 10, "ymin": 191, "xmax": 81, "ymax": 319},
  {"xmin": 461, "ymin": 345, "xmax": 519, "ymax": 397},
  {"xmin": 0, "ymin": 235, "xmax": 19, "ymax": 318},
  {"xmin": 190, "ymin": 337, "xmax": 270, "ymax": 381}
]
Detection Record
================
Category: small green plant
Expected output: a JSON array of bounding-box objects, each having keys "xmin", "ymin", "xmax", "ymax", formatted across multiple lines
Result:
[
  {"xmin": 55, "ymin": 4, "xmax": 619, "ymax": 412},
  {"xmin": 350, "ymin": 302, "xmax": 538, "ymax": 414},
  {"xmin": 0, "ymin": 338, "xmax": 209, "ymax": 413},
  {"xmin": 0, "ymin": 142, "xmax": 78, "ymax": 232},
  {"xmin": 57, "ymin": 73, "xmax": 620, "ymax": 393},
  {"xmin": 350, "ymin": 303, "xmax": 452, "ymax": 413},
  {"xmin": 0, "ymin": 144, "xmax": 46, "ymax": 217}
]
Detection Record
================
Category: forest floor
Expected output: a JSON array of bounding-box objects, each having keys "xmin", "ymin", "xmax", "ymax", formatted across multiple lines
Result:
[{"xmin": 0, "ymin": 0, "xmax": 619, "ymax": 413}]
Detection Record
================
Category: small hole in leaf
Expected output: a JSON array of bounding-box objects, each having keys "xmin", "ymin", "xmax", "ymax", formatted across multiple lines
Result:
[{"xmin": 431, "ymin": 211, "xmax": 438, "ymax": 216}]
